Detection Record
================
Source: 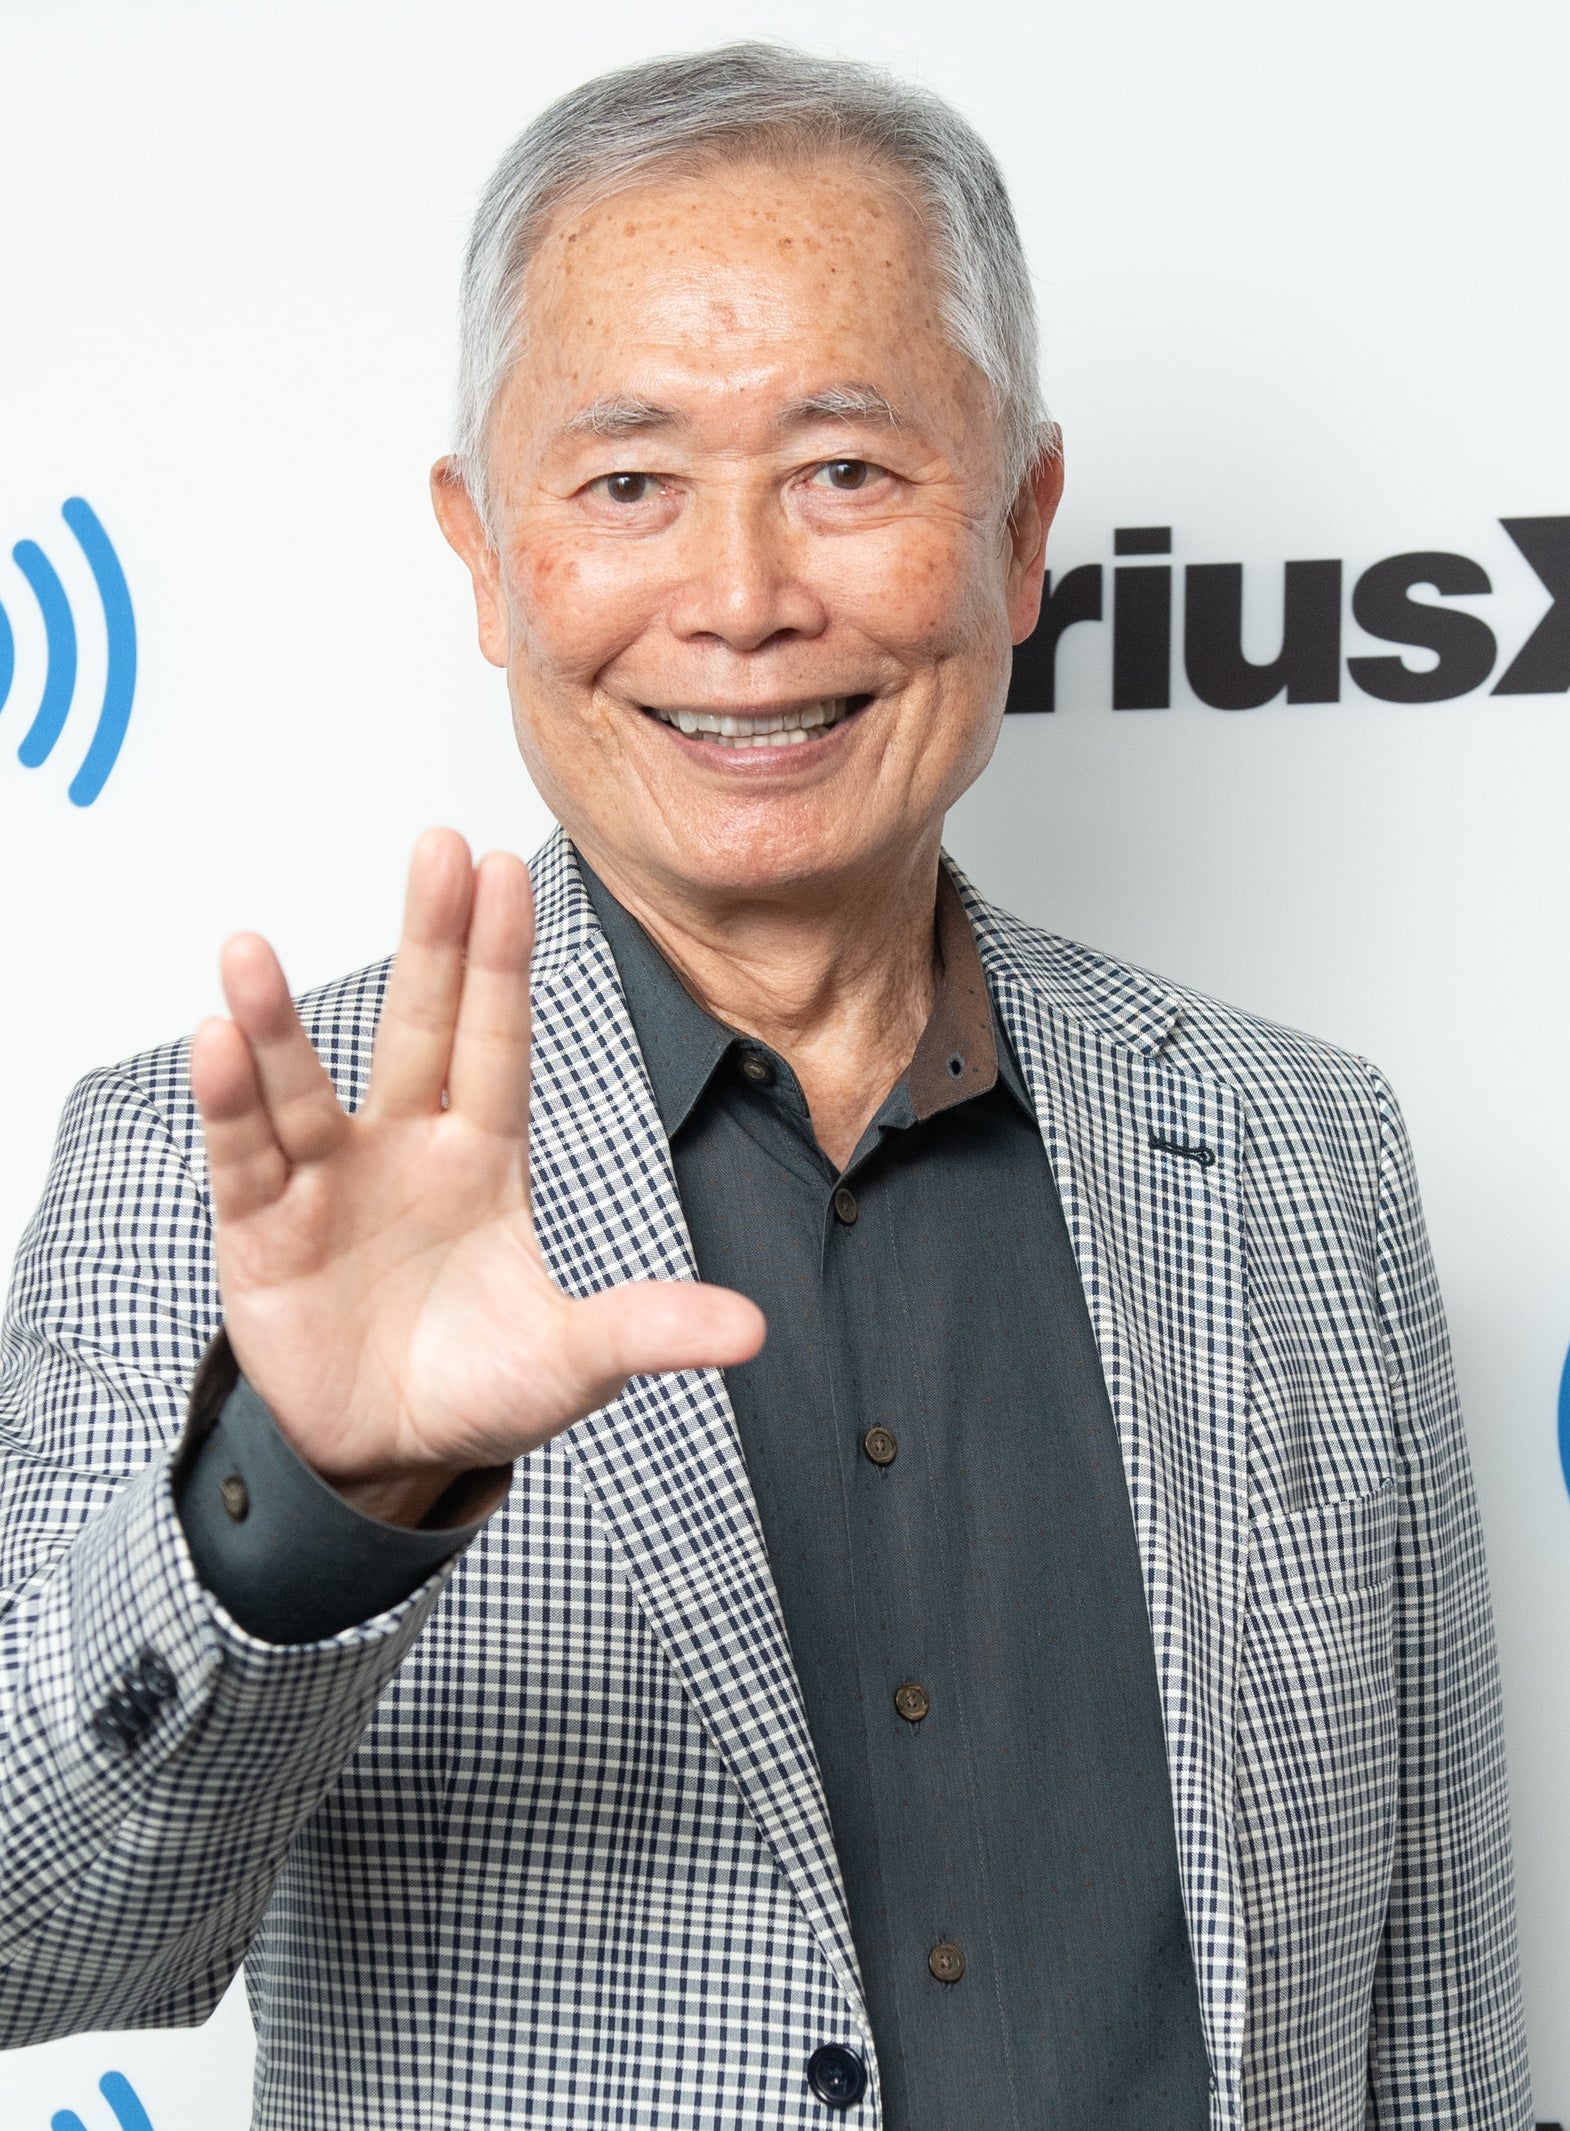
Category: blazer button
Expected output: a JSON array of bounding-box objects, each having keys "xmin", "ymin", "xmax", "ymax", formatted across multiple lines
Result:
[
  {"xmin": 893, "ymin": 1682, "xmax": 929, "ymax": 1723},
  {"xmin": 806, "ymin": 2043, "xmax": 868, "ymax": 2108},
  {"xmin": 88, "ymin": 1647, "xmax": 177, "ymax": 1756},
  {"xmin": 928, "ymin": 1941, "xmax": 966, "ymax": 1984}
]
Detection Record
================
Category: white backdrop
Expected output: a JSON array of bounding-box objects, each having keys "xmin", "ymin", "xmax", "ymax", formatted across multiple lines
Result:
[{"xmin": 3, "ymin": 1, "xmax": 1566, "ymax": 2123}]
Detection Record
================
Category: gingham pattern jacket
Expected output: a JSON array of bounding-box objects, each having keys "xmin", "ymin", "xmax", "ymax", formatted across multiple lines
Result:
[{"xmin": 0, "ymin": 831, "xmax": 1530, "ymax": 2129}]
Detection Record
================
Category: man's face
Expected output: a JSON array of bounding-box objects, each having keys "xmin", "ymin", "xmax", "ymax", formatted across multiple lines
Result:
[{"xmin": 435, "ymin": 155, "xmax": 1061, "ymax": 910}]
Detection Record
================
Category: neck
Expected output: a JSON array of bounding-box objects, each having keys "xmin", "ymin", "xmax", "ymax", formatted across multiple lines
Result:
[{"xmin": 576, "ymin": 835, "xmax": 945, "ymax": 1170}]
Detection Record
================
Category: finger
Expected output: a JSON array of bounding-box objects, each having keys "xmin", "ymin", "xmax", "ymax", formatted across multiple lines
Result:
[
  {"xmin": 565, "ymin": 1280, "xmax": 767, "ymax": 1405},
  {"xmin": 445, "ymin": 851, "xmax": 535, "ymax": 1138},
  {"xmin": 190, "ymin": 1015, "xmax": 292, "ymax": 1221},
  {"xmin": 219, "ymin": 933, "xmax": 348, "ymax": 1164},
  {"xmin": 368, "ymin": 828, "xmax": 475, "ymax": 1118}
]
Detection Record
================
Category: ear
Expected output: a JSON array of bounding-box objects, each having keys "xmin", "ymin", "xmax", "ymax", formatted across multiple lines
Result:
[
  {"xmin": 430, "ymin": 459, "xmax": 510, "ymax": 668},
  {"xmin": 1004, "ymin": 436, "xmax": 1066, "ymax": 645}
]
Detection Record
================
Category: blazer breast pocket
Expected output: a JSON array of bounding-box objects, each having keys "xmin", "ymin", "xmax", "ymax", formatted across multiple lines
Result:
[{"xmin": 1236, "ymin": 1482, "xmax": 1400, "ymax": 1909}]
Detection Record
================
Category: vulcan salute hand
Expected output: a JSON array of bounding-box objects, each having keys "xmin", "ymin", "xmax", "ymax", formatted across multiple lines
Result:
[{"xmin": 189, "ymin": 830, "xmax": 766, "ymax": 1527}]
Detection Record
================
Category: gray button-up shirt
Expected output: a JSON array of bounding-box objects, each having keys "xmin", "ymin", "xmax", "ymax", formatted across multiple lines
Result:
[{"xmin": 581, "ymin": 862, "xmax": 1210, "ymax": 2129}]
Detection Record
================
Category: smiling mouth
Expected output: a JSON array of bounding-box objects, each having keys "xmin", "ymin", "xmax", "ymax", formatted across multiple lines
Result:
[{"xmin": 643, "ymin": 695, "xmax": 871, "ymax": 748}]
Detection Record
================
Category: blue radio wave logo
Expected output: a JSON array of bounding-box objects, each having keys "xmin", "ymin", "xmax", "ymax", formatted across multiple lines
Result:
[
  {"xmin": 0, "ymin": 498, "xmax": 136, "ymax": 807},
  {"xmin": 50, "ymin": 2069, "xmax": 155, "ymax": 2131}
]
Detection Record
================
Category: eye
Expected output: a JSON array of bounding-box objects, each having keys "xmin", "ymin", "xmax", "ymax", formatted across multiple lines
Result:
[
  {"xmin": 595, "ymin": 471, "xmax": 655, "ymax": 504},
  {"xmin": 814, "ymin": 458, "xmax": 874, "ymax": 491}
]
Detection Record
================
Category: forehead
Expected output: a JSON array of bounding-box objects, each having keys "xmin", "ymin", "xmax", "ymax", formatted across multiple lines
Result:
[{"xmin": 517, "ymin": 155, "xmax": 965, "ymax": 410}]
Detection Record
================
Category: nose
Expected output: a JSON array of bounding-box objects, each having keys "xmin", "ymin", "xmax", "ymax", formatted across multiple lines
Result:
[{"xmin": 665, "ymin": 487, "xmax": 828, "ymax": 653}]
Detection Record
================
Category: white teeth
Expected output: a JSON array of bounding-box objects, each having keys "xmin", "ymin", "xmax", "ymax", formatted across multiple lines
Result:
[{"xmin": 648, "ymin": 697, "xmax": 858, "ymax": 746}]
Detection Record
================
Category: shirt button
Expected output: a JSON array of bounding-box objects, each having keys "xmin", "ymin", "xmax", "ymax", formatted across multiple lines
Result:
[
  {"xmin": 832, "ymin": 1185, "xmax": 859, "ymax": 1225},
  {"xmin": 862, "ymin": 1427, "xmax": 898, "ymax": 1467},
  {"xmin": 928, "ymin": 1941, "xmax": 966, "ymax": 1985},
  {"xmin": 220, "ymin": 1474, "xmax": 250, "ymax": 1522},
  {"xmin": 806, "ymin": 2043, "xmax": 868, "ymax": 2108},
  {"xmin": 738, "ymin": 1052, "xmax": 775, "ymax": 1086},
  {"xmin": 893, "ymin": 1682, "xmax": 930, "ymax": 1723}
]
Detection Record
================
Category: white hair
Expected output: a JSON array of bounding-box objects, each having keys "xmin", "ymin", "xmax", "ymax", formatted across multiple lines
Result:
[{"xmin": 454, "ymin": 42, "xmax": 1055, "ymax": 529}]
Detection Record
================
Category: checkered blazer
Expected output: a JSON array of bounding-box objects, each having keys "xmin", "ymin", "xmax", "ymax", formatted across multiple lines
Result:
[{"xmin": 0, "ymin": 831, "xmax": 1530, "ymax": 2129}]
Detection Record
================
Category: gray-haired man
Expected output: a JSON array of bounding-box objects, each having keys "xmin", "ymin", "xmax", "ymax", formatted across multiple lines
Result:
[{"xmin": 0, "ymin": 44, "xmax": 1530, "ymax": 2131}]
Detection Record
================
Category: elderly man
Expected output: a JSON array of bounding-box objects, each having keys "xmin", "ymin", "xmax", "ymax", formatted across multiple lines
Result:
[{"xmin": 0, "ymin": 42, "xmax": 1530, "ymax": 2131}]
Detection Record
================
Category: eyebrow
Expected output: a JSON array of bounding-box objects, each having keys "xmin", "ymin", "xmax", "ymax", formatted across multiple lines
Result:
[
  {"xmin": 782, "ymin": 383, "xmax": 904, "ymax": 431},
  {"xmin": 554, "ymin": 381, "xmax": 906, "ymax": 448},
  {"xmin": 558, "ymin": 395, "xmax": 682, "ymax": 441}
]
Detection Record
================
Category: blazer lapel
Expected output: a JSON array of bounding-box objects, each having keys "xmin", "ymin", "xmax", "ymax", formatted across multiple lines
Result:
[
  {"xmin": 523, "ymin": 835, "xmax": 867, "ymax": 2028},
  {"xmin": 968, "ymin": 881, "xmax": 1250, "ymax": 2117}
]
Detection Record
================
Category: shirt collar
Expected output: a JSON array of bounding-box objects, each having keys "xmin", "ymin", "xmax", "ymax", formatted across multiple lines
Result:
[
  {"xmin": 576, "ymin": 849, "xmax": 1029, "ymax": 1139},
  {"xmin": 578, "ymin": 857, "xmax": 734, "ymax": 1138}
]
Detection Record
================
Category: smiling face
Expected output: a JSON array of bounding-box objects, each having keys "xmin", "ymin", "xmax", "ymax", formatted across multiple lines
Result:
[{"xmin": 434, "ymin": 154, "xmax": 1060, "ymax": 917}]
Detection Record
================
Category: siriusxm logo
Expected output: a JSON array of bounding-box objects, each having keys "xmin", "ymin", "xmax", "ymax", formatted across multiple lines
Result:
[
  {"xmin": 1008, "ymin": 515, "xmax": 1570, "ymax": 714},
  {"xmin": 49, "ymin": 2070, "xmax": 153, "ymax": 2131},
  {"xmin": 0, "ymin": 499, "xmax": 136, "ymax": 807}
]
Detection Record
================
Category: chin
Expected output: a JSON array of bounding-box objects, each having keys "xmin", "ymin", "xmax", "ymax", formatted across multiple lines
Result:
[{"xmin": 654, "ymin": 805, "xmax": 914, "ymax": 903}]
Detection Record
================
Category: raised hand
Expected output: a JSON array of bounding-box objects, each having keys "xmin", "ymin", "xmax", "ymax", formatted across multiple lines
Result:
[{"xmin": 188, "ymin": 830, "xmax": 765, "ymax": 1526}]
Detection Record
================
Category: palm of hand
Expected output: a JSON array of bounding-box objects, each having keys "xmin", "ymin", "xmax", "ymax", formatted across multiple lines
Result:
[{"xmin": 191, "ymin": 833, "xmax": 764, "ymax": 1525}]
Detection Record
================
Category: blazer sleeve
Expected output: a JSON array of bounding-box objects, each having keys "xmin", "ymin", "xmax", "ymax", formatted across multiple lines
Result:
[
  {"xmin": 0, "ymin": 1065, "xmax": 448, "ymax": 2045},
  {"xmin": 1361, "ymin": 1061, "xmax": 1532, "ymax": 2128}
]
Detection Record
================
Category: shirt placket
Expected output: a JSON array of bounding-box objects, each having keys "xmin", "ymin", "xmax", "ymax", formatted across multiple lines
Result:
[{"xmin": 818, "ymin": 1127, "xmax": 1013, "ymax": 2124}]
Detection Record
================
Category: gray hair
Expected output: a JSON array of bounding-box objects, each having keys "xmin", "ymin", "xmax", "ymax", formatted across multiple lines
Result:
[{"xmin": 455, "ymin": 42, "xmax": 1054, "ymax": 528}]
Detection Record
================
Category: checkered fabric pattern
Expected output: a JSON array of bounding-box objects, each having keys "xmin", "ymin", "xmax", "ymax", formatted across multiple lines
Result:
[{"xmin": 0, "ymin": 829, "xmax": 1530, "ymax": 2129}]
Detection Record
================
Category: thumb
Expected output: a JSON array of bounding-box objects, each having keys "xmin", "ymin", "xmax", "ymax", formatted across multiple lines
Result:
[{"xmin": 565, "ymin": 1278, "xmax": 766, "ymax": 1400}]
